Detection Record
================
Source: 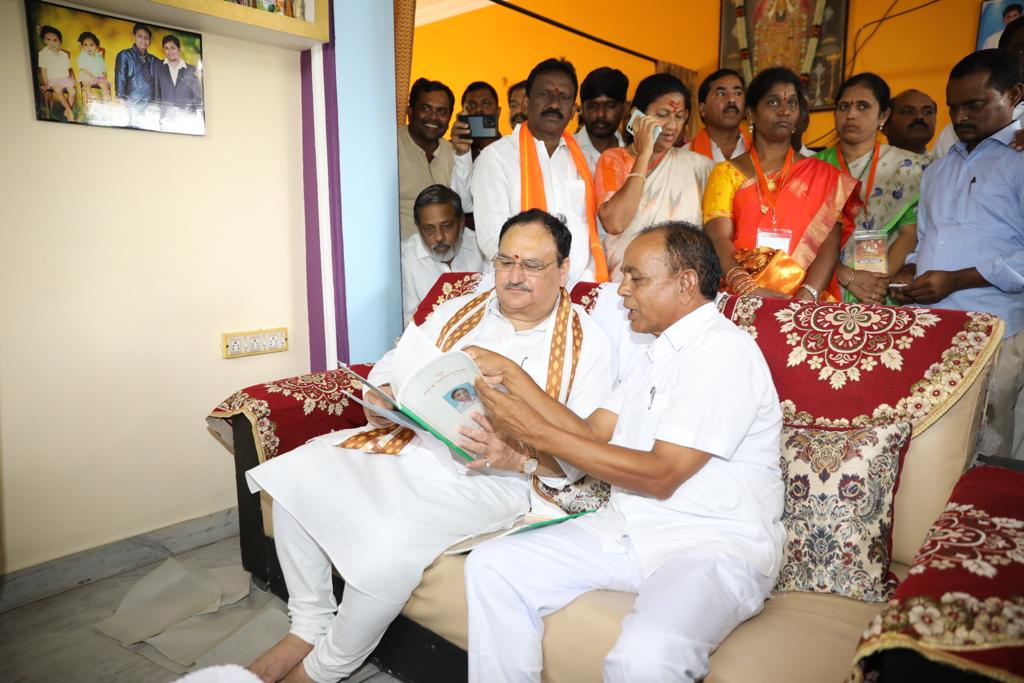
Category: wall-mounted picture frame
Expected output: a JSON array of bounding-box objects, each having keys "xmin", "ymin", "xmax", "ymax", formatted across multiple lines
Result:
[
  {"xmin": 26, "ymin": 0, "xmax": 205, "ymax": 135},
  {"xmin": 718, "ymin": 0, "xmax": 849, "ymax": 111},
  {"xmin": 977, "ymin": 0, "xmax": 1023, "ymax": 50}
]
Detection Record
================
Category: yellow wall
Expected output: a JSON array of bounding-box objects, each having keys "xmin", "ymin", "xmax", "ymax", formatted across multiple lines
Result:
[
  {"xmin": 0, "ymin": 0, "xmax": 310, "ymax": 573},
  {"xmin": 413, "ymin": 0, "xmax": 982, "ymax": 146}
]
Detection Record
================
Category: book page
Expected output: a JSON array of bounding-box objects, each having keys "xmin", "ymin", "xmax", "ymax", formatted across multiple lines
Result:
[
  {"xmin": 389, "ymin": 322, "xmax": 442, "ymax": 394},
  {"xmin": 396, "ymin": 351, "xmax": 484, "ymax": 452}
]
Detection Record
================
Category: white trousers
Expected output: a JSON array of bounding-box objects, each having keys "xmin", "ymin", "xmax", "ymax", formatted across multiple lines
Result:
[
  {"xmin": 273, "ymin": 502, "xmax": 406, "ymax": 683},
  {"xmin": 981, "ymin": 330, "xmax": 1024, "ymax": 460},
  {"xmin": 465, "ymin": 514, "xmax": 773, "ymax": 683}
]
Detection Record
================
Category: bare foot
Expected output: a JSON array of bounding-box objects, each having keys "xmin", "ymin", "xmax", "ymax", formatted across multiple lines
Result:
[
  {"xmin": 248, "ymin": 633, "xmax": 314, "ymax": 683},
  {"xmin": 280, "ymin": 660, "xmax": 317, "ymax": 683}
]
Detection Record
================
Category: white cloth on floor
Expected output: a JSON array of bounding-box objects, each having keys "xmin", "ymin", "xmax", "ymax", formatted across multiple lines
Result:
[{"xmin": 174, "ymin": 664, "xmax": 262, "ymax": 682}]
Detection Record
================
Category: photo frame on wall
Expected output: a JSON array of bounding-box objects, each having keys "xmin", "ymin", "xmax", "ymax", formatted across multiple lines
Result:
[
  {"xmin": 718, "ymin": 0, "xmax": 849, "ymax": 111},
  {"xmin": 977, "ymin": 0, "xmax": 1023, "ymax": 50},
  {"xmin": 26, "ymin": 0, "xmax": 205, "ymax": 135}
]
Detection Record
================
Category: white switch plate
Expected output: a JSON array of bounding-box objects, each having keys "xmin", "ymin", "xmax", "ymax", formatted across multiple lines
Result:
[{"xmin": 222, "ymin": 327, "xmax": 288, "ymax": 359}]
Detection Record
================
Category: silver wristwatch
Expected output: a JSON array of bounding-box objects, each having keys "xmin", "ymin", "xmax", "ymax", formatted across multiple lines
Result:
[{"xmin": 520, "ymin": 443, "xmax": 539, "ymax": 475}]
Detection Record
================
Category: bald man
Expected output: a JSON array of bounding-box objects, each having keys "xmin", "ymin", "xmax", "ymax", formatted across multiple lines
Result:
[{"xmin": 883, "ymin": 89, "xmax": 937, "ymax": 155}]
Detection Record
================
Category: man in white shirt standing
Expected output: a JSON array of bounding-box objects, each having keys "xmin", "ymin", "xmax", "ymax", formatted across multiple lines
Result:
[
  {"xmin": 397, "ymin": 78, "xmax": 473, "ymax": 239},
  {"xmin": 575, "ymin": 67, "xmax": 628, "ymax": 171},
  {"xmin": 472, "ymin": 58, "xmax": 609, "ymax": 285},
  {"xmin": 684, "ymin": 68, "xmax": 750, "ymax": 162},
  {"xmin": 466, "ymin": 222, "xmax": 784, "ymax": 683},
  {"xmin": 400, "ymin": 184, "xmax": 482, "ymax": 323}
]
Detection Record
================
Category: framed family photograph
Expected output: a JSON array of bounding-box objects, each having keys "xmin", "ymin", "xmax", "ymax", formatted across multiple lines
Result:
[
  {"xmin": 25, "ymin": 0, "xmax": 205, "ymax": 135},
  {"xmin": 719, "ymin": 0, "xmax": 849, "ymax": 111},
  {"xmin": 977, "ymin": 0, "xmax": 1023, "ymax": 50}
]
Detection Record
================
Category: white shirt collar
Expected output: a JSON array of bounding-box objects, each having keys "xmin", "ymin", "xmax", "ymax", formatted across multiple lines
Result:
[
  {"xmin": 646, "ymin": 301, "xmax": 718, "ymax": 360},
  {"xmin": 485, "ymin": 287, "xmax": 559, "ymax": 334}
]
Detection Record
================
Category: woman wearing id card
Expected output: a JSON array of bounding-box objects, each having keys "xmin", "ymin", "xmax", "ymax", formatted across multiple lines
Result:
[
  {"xmin": 703, "ymin": 67, "xmax": 861, "ymax": 301},
  {"xmin": 816, "ymin": 73, "xmax": 928, "ymax": 304}
]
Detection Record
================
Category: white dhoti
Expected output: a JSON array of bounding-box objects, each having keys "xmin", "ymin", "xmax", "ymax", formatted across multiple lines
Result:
[
  {"xmin": 465, "ymin": 513, "xmax": 773, "ymax": 683},
  {"xmin": 246, "ymin": 430, "xmax": 529, "ymax": 680}
]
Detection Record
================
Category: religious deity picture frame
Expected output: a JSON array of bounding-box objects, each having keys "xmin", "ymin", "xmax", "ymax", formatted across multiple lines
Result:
[
  {"xmin": 718, "ymin": 0, "xmax": 850, "ymax": 111},
  {"xmin": 25, "ymin": 0, "xmax": 206, "ymax": 135}
]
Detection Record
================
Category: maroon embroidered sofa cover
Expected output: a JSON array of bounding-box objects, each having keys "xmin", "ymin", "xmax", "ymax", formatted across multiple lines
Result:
[{"xmin": 208, "ymin": 272, "xmax": 1020, "ymax": 683}]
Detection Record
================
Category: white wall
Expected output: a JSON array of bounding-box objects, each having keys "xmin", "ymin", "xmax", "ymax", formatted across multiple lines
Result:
[{"xmin": 0, "ymin": 0, "xmax": 310, "ymax": 573}]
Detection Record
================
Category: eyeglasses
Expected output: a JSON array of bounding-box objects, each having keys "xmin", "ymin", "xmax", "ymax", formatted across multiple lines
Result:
[{"xmin": 492, "ymin": 254, "xmax": 557, "ymax": 276}]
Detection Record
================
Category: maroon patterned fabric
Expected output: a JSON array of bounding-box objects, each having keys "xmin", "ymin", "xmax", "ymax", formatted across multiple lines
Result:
[
  {"xmin": 851, "ymin": 465, "xmax": 1024, "ymax": 682},
  {"xmin": 717, "ymin": 296, "xmax": 1003, "ymax": 434}
]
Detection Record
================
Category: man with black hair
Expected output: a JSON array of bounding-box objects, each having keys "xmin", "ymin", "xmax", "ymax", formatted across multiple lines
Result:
[
  {"xmin": 893, "ymin": 49, "xmax": 1024, "ymax": 461},
  {"xmin": 473, "ymin": 58, "xmax": 609, "ymax": 285},
  {"xmin": 983, "ymin": 2, "xmax": 1023, "ymax": 49},
  {"xmin": 115, "ymin": 23, "xmax": 159, "ymax": 106},
  {"xmin": 576, "ymin": 67, "xmax": 628, "ymax": 170},
  {"xmin": 458, "ymin": 81, "xmax": 502, "ymax": 159},
  {"xmin": 400, "ymin": 184, "xmax": 482, "ymax": 322},
  {"xmin": 465, "ymin": 222, "xmax": 783, "ymax": 683},
  {"xmin": 684, "ymin": 68, "xmax": 750, "ymax": 161},
  {"xmin": 155, "ymin": 34, "xmax": 202, "ymax": 112},
  {"xmin": 507, "ymin": 80, "xmax": 528, "ymax": 128},
  {"xmin": 247, "ymin": 209, "xmax": 614, "ymax": 683},
  {"xmin": 398, "ymin": 78, "xmax": 472, "ymax": 239}
]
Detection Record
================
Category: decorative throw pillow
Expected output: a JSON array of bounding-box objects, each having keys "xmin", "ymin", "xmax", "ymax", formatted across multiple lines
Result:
[{"xmin": 774, "ymin": 422, "xmax": 913, "ymax": 602}]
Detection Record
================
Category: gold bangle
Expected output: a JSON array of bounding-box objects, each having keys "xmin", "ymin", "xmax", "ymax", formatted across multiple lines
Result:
[{"xmin": 626, "ymin": 172, "xmax": 646, "ymax": 181}]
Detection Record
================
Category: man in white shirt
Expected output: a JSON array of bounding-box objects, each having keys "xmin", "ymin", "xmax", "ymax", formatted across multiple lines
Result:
[
  {"xmin": 983, "ymin": 3, "xmax": 1022, "ymax": 50},
  {"xmin": 400, "ymin": 184, "xmax": 483, "ymax": 323},
  {"xmin": 397, "ymin": 78, "xmax": 473, "ymax": 239},
  {"xmin": 246, "ymin": 210, "xmax": 615, "ymax": 683},
  {"xmin": 575, "ymin": 67, "xmax": 628, "ymax": 171},
  {"xmin": 472, "ymin": 58, "xmax": 606, "ymax": 285},
  {"xmin": 684, "ymin": 68, "xmax": 750, "ymax": 162},
  {"xmin": 466, "ymin": 222, "xmax": 784, "ymax": 683}
]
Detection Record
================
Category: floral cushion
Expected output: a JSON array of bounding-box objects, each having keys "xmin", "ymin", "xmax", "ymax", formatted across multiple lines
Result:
[{"xmin": 775, "ymin": 422, "xmax": 913, "ymax": 602}]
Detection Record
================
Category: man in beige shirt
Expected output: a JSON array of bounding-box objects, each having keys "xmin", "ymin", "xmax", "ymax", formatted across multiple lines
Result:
[{"xmin": 398, "ymin": 78, "xmax": 473, "ymax": 239}]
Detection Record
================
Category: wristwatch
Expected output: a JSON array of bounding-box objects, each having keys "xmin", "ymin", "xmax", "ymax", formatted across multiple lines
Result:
[{"xmin": 520, "ymin": 443, "xmax": 539, "ymax": 475}]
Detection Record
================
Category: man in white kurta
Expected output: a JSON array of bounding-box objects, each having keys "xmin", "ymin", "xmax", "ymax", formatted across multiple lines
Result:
[
  {"xmin": 472, "ymin": 60, "xmax": 598, "ymax": 285},
  {"xmin": 246, "ymin": 210, "xmax": 615, "ymax": 683},
  {"xmin": 400, "ymin": 184, "xmax": 483, "ymax": 323},
  {"xmin": 466, "ymin": 223, "xmax": 784, "ymax": 683}
]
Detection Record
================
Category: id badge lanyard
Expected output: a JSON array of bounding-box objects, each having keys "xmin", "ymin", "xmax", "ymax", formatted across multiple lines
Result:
[{"xmin": 750, "ymin": 145, "xmax": 795, "ymax": 252}]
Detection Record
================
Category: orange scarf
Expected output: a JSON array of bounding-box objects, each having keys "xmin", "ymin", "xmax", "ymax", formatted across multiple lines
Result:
[
  {"xmin": 518, "ymin": 124, "xmax": 608, "ymax": 282},
  {"xmin": 689, "ymin": 126, "xmax": 752, "ymax": 161}
]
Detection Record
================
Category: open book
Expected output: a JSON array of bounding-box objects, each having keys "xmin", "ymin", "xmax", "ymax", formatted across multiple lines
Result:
[
  {"xmin": 442, "ymin": 511, "xmax": 593, "ymax": 555},
  {"xmin": 338, "ymin": 323, "xmax": 486, "ymax": 462}
]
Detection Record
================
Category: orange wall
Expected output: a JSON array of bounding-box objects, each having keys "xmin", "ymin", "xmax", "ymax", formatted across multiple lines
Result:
[{"xmin": 412, "ymin": 0, "xmax": 983, "ymax": 147}]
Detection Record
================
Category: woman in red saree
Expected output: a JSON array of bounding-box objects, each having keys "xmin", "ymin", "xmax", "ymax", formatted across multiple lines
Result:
[{"xmin": 703, "ymin": 67, "xmax": 861, "ymax": 301}]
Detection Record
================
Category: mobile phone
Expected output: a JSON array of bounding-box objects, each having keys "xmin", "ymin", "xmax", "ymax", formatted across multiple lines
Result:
[
  {"xmin": 887, "ymin": 283, "xmax": 909, "ymax": 289},
  {"xmin": 457, "ymin": 114, "xmax": 498, "ymax": 139},
  {"xmin": 625, "ymin": 108, "xmax": 662, "ymax": 142}
]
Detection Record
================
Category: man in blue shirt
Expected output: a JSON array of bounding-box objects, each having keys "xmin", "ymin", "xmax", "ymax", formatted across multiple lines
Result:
[{"xmin": 893, "ymin": 49, "xmax": 1024, "ymax": 460}]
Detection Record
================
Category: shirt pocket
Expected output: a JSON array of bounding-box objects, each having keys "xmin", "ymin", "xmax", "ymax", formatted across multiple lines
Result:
[
  {"xmin": 967, "ymin": 174, "xmax": 1017, "ymax": 235},
  {"xmin": 564, "ymin": 179, "xmax": 587, "ymax": 218}
]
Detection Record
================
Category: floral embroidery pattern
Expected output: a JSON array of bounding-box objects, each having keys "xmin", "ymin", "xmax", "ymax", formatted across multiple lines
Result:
[
  {"xmin": 537, "ymin": 475, "xmax": 610, "ymax": 514},
  {"xmin": 428, "ymin": 273, "xmax": 483, "ymax": 318},
  {"xmin": 862, "ymin": 593, "xmax": 1024, "ymax": 648},
  {"xmin": 723, "ymin": 293, "xmax": 764, "ymax": 340},
  {"xmin": 573, "ymin": 282, "xmax": 606, "ymax": 314},
  {"xmin": 215, "ymin": 390, "xmax": 280, "ymax": 457},
  {"xmin": 908, "ymin": 503, "xmax": 1024, "ymax": 579},
  {"xmin": 263, "ymin": 370, "xmax": 360, "ymax": 417},
  {"xmin": 775, "ymin": 423, "xmax": 911, "ymax": 602},
  {"xmin": 775, "ymin": 302, "xmax": 940, "ymax": 389},
  {"xmin": 780, "ymin": 312, "xmax": 999, "ymax": 429}
]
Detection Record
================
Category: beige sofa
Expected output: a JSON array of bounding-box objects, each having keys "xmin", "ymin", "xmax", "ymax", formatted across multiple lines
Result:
[{"xmin": 210, "ymin": 280, "xmax": 1007, "ymax": 682}]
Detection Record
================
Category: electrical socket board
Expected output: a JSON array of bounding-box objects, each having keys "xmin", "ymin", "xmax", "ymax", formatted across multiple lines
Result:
[{"xmin": 221, "ymin": 327, "xmax": 288, "ymax": 359}]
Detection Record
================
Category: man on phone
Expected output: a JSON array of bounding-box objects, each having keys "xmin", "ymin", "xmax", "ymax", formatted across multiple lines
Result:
[
  {"xmin": 892, "ymin": 49, "xmax": 1024, "ymax": 461},
  {"xmin": 576, "ymin": 67, "xmax": 628, "ymax": 171},
  {"xmin": 246, "ymin": 210, "xmax": 614, "ymax": 683}
]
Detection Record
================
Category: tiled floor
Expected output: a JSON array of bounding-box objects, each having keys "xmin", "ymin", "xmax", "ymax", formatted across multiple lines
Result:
[{"xmin": 0, "ymin": 537, "xmax": 402, "ymax": 683}]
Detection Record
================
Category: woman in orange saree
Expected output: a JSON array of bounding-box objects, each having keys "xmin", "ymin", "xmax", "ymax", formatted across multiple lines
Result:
[{"xmin": 703, "ymin": 67, "xmax": 862, "ymax": 301}]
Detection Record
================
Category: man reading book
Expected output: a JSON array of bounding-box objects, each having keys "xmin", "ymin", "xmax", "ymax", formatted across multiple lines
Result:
[
  {"xmin": 464, "ymin": 222, "xmax": 785, "ymax": 683},
  {"xmin": 245, "ymin": 209, "xmax": 615, "ymax": 683}
]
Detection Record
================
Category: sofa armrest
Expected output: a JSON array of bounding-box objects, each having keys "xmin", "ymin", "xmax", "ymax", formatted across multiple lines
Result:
[
  {"xmin": 852, "ymin": 464, "xmax": 1024, "ymax": 681},
  {"xmin": 207, "ymin": 364, "xmax": 373, "ymax": 463}
]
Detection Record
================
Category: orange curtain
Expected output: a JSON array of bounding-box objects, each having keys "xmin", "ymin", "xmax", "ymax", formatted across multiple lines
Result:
[
  {"xmin": 656, "ymin": 60, "xmax": 699, "ymax": 143},
  {"xmin": 394, "ymin": 0, "xmax": 416, "ymax": 126}
]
